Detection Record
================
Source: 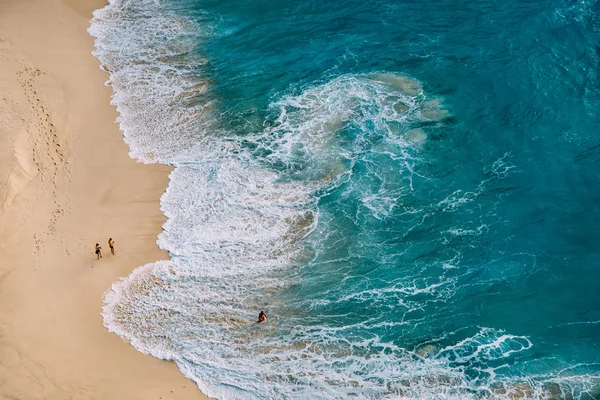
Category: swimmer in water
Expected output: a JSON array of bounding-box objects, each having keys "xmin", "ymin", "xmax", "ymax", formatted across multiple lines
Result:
[{"xmin": 257, "ymin": 311, "xmax": 266, "ymax": 323}]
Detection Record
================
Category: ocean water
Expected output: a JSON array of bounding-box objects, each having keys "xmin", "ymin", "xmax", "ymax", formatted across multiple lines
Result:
[{"xmin": 89, "ymin": 0, "xmax": 600, "ymax": 398}]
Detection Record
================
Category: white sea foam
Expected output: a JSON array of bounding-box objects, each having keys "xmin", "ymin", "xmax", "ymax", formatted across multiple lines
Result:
[
  {"xmin": 89, "ymin": 0, "xmax": 215, "ymax": 163},
  {"xmin": 246, "ymin": 73, "xmax": 436, "ymax": 184},
  {"xmin": 90, "ymin": 1, "xmax": 598, "ymax": 399}
]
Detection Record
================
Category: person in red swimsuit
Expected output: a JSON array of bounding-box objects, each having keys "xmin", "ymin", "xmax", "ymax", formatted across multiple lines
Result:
[{"xmin": 257, "ymin": 311, "xmax": 266, "ymax": 323}]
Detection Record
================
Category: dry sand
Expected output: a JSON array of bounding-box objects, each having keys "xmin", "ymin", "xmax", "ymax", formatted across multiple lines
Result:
[{"xmin": 0, "ymin": 0, "xmax": 209, "ymax": 399}]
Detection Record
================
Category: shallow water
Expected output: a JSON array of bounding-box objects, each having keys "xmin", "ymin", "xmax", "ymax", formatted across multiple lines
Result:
[{"xmin": 90, "ymin": 0, "xmax": 600, "ymax": 398}]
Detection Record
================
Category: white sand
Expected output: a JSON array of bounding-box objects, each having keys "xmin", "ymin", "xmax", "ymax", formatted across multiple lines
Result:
[{"xmin": 0, "ymin": 0, "xmax": 209, "ymax": 398}]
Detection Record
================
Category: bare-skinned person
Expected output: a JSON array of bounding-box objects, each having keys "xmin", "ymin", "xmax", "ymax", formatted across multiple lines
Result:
[
  {"xmin": 95, "ymin": 243, "xmax": 102, "ymax": 260},
  {"xmin": 108, "ymin": 237, "xmax": 115, "ymax": 255},
  {"xmin": 257, "ymin": 311, "xmax": 266, "ymax": 323}
]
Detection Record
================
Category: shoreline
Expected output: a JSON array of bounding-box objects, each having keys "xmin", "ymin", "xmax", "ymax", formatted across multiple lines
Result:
[{"xmin": 0, "ymin": 0, "xmax": 208, "ymax": 399}]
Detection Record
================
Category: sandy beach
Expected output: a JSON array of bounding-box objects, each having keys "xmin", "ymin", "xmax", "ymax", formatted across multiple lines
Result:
[{"xmin": 0, "ymin": 0, "xmax": 208, "ymax": 399}]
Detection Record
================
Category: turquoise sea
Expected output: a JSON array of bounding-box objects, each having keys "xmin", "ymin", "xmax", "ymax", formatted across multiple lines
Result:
[{"xmin": 90, "ymin": 0, "xmax": 600, "ymax": 398}]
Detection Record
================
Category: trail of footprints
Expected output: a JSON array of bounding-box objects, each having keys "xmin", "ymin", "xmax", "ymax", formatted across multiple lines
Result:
[{"xmin": 15, "ymin": 65, "xmax": 70, "ymax": 265}]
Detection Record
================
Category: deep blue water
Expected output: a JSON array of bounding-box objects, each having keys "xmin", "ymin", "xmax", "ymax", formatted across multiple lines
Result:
[{"xmin": 92, "ymin": 0, "xmax": 600, "ymax": 398}]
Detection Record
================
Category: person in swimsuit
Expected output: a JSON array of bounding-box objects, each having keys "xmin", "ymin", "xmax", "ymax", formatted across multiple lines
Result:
[
  {"xmin": 257, "ymin": 311, "xmax": 266, "ymax": 323},
  {"xmin": 95, "ymin": 243, "xmax": 102, "ymax": 260},
  {"xmin": 108, "ymin": 238, "xmax": 115, "ymax": 255}
]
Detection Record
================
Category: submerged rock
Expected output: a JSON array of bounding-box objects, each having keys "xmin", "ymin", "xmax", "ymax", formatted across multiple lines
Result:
[
  {"xmin": 414, "ymin": 344, "xmax": 437, "ymax": 358},
  {"xmin": 492, "ymin": 382, "xmax": 536, "ymax": 399},
  {"xmin": 405, "ymin": 128, "xmax": 427, "ymax": 149},
  {"xmin": 420, "ymin": 98, "xmax": 451, "ymax": 121},
  {"xmin": 542, "ymin": 382, "xmax": 566, "ymax": 400},
  {"xmin": 370, "ymin": 73, "xmax": 422, "ymax": 97},
  {"xmin": 507, "ymin": 382, "xmax": 535, "ymax": 399},
  {"xmin": 394, "ymin": 101, "xmax": 409, "ymax": 113}
]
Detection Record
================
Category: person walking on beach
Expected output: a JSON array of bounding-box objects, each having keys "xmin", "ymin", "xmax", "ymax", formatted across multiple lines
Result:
[
  {"xmin": 95, "ymin": 243, "xmax": 102, "ymax": 260},
  {"xmin": 108, "ymin": 238, "xmax": 115, "ymax": 255},
  {"xmin": 257, "ymin": 311, "xmax": 266, "ymax": 323}
]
